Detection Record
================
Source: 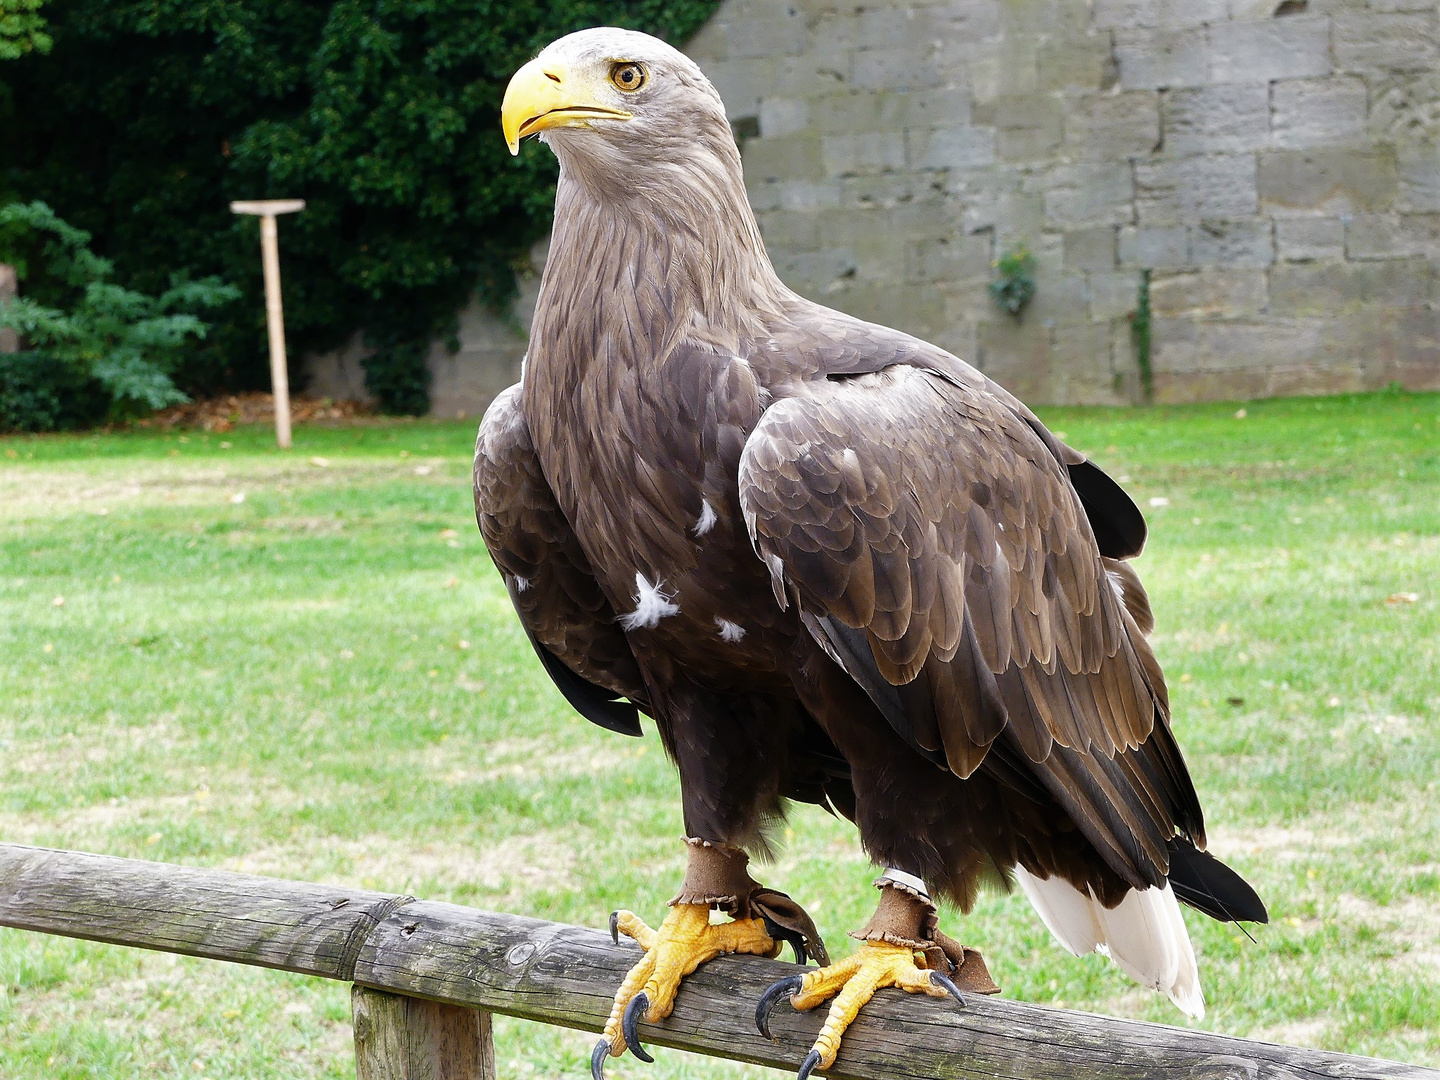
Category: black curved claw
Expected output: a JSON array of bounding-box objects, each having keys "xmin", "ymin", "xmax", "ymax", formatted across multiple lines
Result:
[
  {"xmin": 755, "ymin": 974, "xmax": 803, "ymax": 1040},
  {"xmin": 760, "ymin": 915, "xmax": 809, "ymax": 965},
  {"xmin": 929, "ymin": 970, "xmax": 967, "ymax": 1007},
  {"xmin": 622, "ymin": 992, "xmax": 655, "ymax": 1064},
  {"xmin": 797, "ymin": 1048, "xmax": 823, "ymax": 1080},
  {"xmin": 590, "ymin": 1038, "xmax": 610, "ymax": 1080},
  {"xmin": 609, "ymin": 910, "xmax": 620, "ymax": 945}
]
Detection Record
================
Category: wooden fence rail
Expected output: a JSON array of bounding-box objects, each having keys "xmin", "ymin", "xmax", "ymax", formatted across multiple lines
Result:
[{"xmin": 0, "ymin": 842, "xmax": 1434, "ymax": 1080}]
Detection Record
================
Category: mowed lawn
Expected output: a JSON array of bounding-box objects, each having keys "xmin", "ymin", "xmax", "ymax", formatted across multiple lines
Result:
[{"xmin": 0, "ymin": 390, "xmax": 1436, "ymax": 1079}]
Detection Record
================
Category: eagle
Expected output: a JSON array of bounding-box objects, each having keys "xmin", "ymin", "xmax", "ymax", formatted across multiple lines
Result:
[{"xmin": 478, "ymin": 27, "xmax": 1266, "ymax": 1080}]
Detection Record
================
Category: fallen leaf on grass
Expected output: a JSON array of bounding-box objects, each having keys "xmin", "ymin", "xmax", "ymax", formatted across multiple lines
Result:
[
  {"xmin": 1148, "ymin": 496, "xmax": 1170, "ymax": 508},
  {"xmin": 414, "ymin": 465, "xmax": 434, "ymax": 476},
  {"xmin": 443, "ymin": 576, "xmax": 459, "ymax": 589},
  {"xmin": 1234, "ymin": 408, "xmax": 1247, "ymax": 419},
  {"xmin": 229, "ymin": 492, "xmax": 245, "ymax": 504},
  {"xmin": 309, "ymin": 456, "xmax": 330, "ymax": 468},
  {"xmin": 1386, "ymin": 592, "xmax": 1419, "ymax": 605},
  {"xmin": 1226, "ymin": 696, "xmax": 1245, "ymax": 707},
  {"xmin": 439, "ymin": 528, "xmax": 458, "ymax": 540}
]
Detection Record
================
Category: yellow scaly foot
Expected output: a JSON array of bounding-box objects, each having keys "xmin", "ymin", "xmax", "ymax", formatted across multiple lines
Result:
[
  {"xmin": 590, "ymin": 903, "xmax": 780, "ymax": 1078},
  {"xmin": 755, "ymin": 940, "xmax": 964, "ymax": 1079}
]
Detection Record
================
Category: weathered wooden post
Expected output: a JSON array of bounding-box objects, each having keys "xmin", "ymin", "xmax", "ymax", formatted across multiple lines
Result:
[
  {"xmin": 230, "ymin": 199, "xmax": 305, "ymax": 448},
  {"xmin": 0, "ymin": 262, "xmax": 17, "ymax": 353},
  {"xmin": 352, "ymin": 986, "xmax": 497, "ymax": 1080}
]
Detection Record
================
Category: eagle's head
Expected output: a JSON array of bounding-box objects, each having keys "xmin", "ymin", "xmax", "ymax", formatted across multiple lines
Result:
[{"xmin": 501, "ymin": 28, "xmax": 738, "ymax": 188}]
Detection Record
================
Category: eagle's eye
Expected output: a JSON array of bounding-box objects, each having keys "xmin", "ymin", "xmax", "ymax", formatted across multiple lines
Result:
[{"xmin": 609, "ymin": 62, "xmax": 647, "ymax": 93}]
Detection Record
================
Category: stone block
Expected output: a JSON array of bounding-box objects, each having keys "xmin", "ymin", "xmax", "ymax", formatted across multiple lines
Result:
[
  {"xmin": 853, "ymin": 46, "xmax": 941, "ymax": 91},
  {"xmin": 1118, "ymin": 224, "xmax": 1190, "ymax": 268},
  {"xmin": 1151, "ymin": 317, "xmax": 1327, "ymax": 377},
  {"xmin": 1345, "ymin": 213, "xmax": 1440, "ymax": 259},
  {"xmin": 773, "ymin": 180, "xmax": 844, "ymax": 212},
  {"xmin": 1041, "ymin": 161, "xmax": 1136, "ymax": 227},
  {"xmin": 698, "ymin": 58, "xmax": 775, "ymax": 121},
  {"xmin": 1258, "ymin": 147, "xmax": 1399, "ymax": 213},
  {"xmin": 841, "ymin": 173, "xmax": 944, "ymax": 210},
  {"xmin": 961, "ymin": 190, "xmax": 1046, "ymax": 244},
  {"xmin": 1334, "ymin": 13, "xmax": 1440, "ymax": 74},
  {"xmin": 1064, "ymin": 92, "xmax": 1162, "ymax": 159},
  {"xmin": 1136, "ymin": 154, "xmax": 1258, "ymax": 223},
  {"xmin": 822, "ymin": 132, "xmax": 906, "ymax": 177},
  {"xmin": 977, "ymin": 317, "xmax": 1052, "ymax": 402},
  {"xmin": 839, "ymin": 283, "xmax": 948, "ymax": 339},
  {"xmin": 1268, "ymin": 256, "xmax": 1434, "ymax": 314},
  {"xmin": 760, "ymin": 97, "xmax": 808, "ymax": 139},
  {"xmin": 1048, "ymin": 319, "xmax": 1127, "ymax": 406},
  {"xmin": 1368, "ymin": 72, "xmax": 1440, "ymax": 141},
  {"xmin": 1113, "ymin": 28, "xmax": 1208, "ymax": 89},
  {"xmin": 812, "ymin": 89, "xmax": 971, "ymax": 136},
  {"xmin": 1208, "ymin": 16, "xmax": 1331, "ymax": 83},
  {"xmin": 907, "ymin": 126, "xmax": 999, "ymax": 170},
  {"xmin": 927, "ymin": 0, "xmax": 1007, "ymax": 44},
  {"xmin": 907, "ymin": 233, "xmax": 994, "ymax": 284},
  {"xmin": 770, "ymin": 53, "xmax": 850, "ymax": 99},
  {"xmin": 1271, "ymin": 77, "xmax": 1368, "ymax": 149},
  {"xmin": 1149, "ymin": 268, "xmax": 1268, "ymax": 316},
  {"xmin": 743, "ymin": 136, "xmax": 826, "ymax": 183},
  {"xmin": 1189, "ymin": 218, "xmax": 1274, "ymax": 268},
  {"xmin": 1275, "ymin": 216, "xmax": 1345, "ymax": 261},
  {"xmin": 726, "ymin": 10, "xmax": 807, "ymax": 59},
  {"xmin": 1162, "ymin": 84, "xmax": 1269, "ymax": 154},
  {"xmin": 757, "ymin": 209, "xmax": 821, "ymax": 251},
  {"xmin": 1036, "ymin": 34, "xmax": 1114, "ymax": 92},
  {"xmin": 960, "ymin": 38, "xmax": 1039, "ymax": 101},
  {"xmin": 774, "ymin": 248, "xmax": 858, "ymax": 292},
  {"xmin": 685, "ymin": 17, "xmax": 727, "ymax": 63},
  {"xmin": 1093, "ymin": 0, "xmax": 1227, "ymax": 29},
  {"xmin": 974, "ymin": 95, "xmax": 1063, "ymax": 162},
  {"xmin": 1399, "ymin": 142, "xmax": 1440, "ymax": 212},
  {"xmin": 1091, "ymin": 271, "xmax": 1144, "ymax": 319},
  {"xmin": 1065, "ymin": 226, "xmax": 1118, "ymax": 272}
]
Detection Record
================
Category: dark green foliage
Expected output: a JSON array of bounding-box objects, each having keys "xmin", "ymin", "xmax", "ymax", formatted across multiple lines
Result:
[
  {"xmin": 0, "ymin": 0, "xmax": 50, "ymax": 60},
  {"xmin": 0, "ymin": 201, "xmax": 238, "ymax": 430},
  {"xmin": 989, "ymin": 245, "xmax": 1037, "ymax": 317},
  {"xmin": 0, "ymin": 1, "xmax": 721, "ymax": 415}
]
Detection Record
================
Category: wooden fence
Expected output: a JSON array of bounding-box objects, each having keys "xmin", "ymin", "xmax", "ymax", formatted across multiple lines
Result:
[{"xmin": 0, "ymin": 842, "xmax": 1435, "ymax": 1080}]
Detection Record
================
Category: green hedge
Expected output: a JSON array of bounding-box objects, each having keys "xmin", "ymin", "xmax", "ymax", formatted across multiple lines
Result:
[{"xmin": 0, "ymin": 0, "xmax": 720, "ymax": 414}]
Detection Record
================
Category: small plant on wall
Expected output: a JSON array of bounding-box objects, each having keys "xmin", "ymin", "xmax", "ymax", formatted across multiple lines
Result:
[{"xmin": 989, "ymin": 246, "xmax": 1037, "ymax": 318}]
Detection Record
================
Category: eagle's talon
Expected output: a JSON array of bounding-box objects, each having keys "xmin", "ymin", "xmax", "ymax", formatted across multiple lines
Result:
[
  {"xmin": 756, "ymin": 974, "xmax": 804, "ymax": 1039},
  {"xmin": 929, "ymin": 970, "xmax": 966, "ymax": 1006},
  {"xmin": 622, "ymin": 991, "xmax": 655, "ymax": 1063},
  {"xmin": 761, "ymin": 915, "xmax": 808, "ymax": 964},
  {"xmin": 609, "ymin": 910, "xmax": 620, "ymax": 945},
  {"xmin": 590, "ymin": 1038, "xmax": 611, "ymax": 1080},
  {"xmin": 797, "ymin": 1048, "xmax": 823, "ymax": 1080}
]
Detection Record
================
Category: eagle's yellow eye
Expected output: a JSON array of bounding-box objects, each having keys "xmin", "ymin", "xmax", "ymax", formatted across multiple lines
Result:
[{"xmin": 610, "ymin": 62, "xmax": 647, "ymax": 93}]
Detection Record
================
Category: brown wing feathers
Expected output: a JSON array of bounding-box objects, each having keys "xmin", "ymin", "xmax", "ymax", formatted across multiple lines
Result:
[
  {"xmin": 740, "ymin": 363, "xmax": 1203, "ymax": 888},
  {"xmin": 474, "ymin": 386, "xmax": 651, "ymax": 730}
]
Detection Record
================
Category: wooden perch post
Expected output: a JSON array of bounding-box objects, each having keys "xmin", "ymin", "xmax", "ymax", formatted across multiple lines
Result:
[
  {"xmin": 230, "ymin": 199, "xmax": 305, "ymax": 448},
  {"xmin": 0, "ymin": 842, "xmax": 1435, "ymax": 1080}
]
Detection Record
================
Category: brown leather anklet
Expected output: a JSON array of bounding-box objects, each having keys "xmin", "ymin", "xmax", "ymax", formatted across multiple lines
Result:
[
  {"xmin": 852, "ymin": 878, "xmax": 1000, "ymax": 994},
  {"xmin": 668, "ymin": 837, "xmax": 830, "ymax": 964}
]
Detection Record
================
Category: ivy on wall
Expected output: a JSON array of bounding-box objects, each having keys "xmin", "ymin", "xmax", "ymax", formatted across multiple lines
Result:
[{"xmin": 0, "ymin": 0, "xmax": 721, "ymax": 414}]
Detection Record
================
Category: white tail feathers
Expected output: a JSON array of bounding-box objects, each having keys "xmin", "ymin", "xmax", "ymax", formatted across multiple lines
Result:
[{"xmin": 1013, "ymin": 866, "xmax": 1205, "ymax": 1020}]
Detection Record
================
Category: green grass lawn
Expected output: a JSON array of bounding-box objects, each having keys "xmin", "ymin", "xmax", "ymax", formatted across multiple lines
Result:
[{"xmin": 1, "ymin": 390, "xmax": 1436, "ymax": 1078}]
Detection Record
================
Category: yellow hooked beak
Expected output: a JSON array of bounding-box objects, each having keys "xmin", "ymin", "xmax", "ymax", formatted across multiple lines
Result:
[{"xmin": 501, "ymin": 56, "xmax": 633, "ymax": 155}]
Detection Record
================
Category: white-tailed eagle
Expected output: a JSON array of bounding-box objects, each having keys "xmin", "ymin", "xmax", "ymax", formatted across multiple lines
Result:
[{"xmin": 477, "ymin": 27, "xmax": 1266, "ymax": 1080}]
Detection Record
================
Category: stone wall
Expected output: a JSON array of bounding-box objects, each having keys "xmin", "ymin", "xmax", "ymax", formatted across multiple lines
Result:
[
  {"xmin": 306, "ymin": 1, "xmax": 1440, "ymax": 413},
  {"xmin": 686, "ymin": 0, "xmax": 1440, "ymax": 402}
]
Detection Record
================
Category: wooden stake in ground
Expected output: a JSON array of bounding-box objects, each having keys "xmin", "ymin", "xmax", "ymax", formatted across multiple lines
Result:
[{"xmin": 230, "ymin": 199, "xmax": 305, "ymax": 448}]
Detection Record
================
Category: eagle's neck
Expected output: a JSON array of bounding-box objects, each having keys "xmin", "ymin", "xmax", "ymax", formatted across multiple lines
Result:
[{"xmin": 532, "ymin": 143, "xmax": 790, "ymax": 372}]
